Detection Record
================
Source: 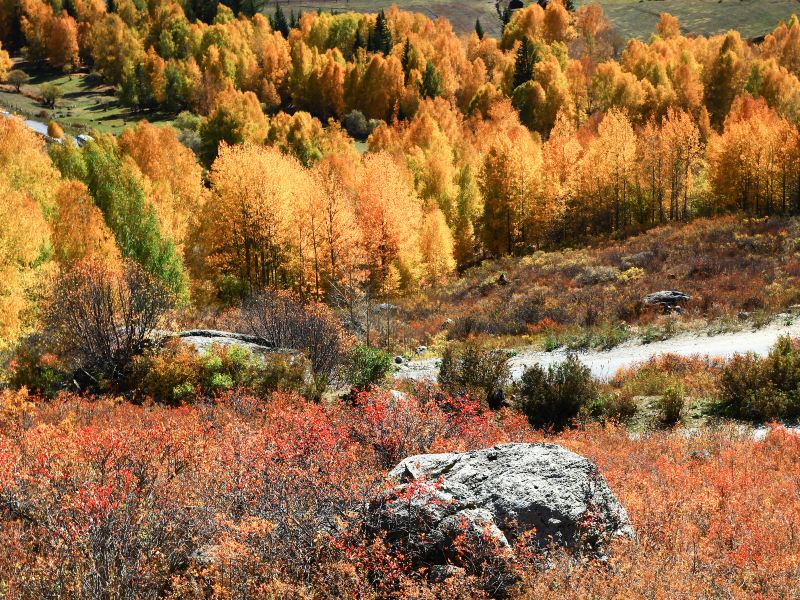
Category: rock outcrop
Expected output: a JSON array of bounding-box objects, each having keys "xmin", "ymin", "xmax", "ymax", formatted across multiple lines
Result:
[
  {"xmin": 173, "ymin": 330, "xmax": 274, "ymax": 354},
  {"xmin": 643, "ymin": 290, "xmax": 691, "ymax": 311},
  {"xmin": 371, "ymin": 443, "xmax": 633, "ymax": 581}
]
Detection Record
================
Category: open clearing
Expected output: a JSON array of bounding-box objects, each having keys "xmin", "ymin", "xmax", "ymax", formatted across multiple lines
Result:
[
  {"xmin": 275, "ymin": 0, "xmax": 508, "ymax": 37},
  {"xmin": 273, "ymin": 0, "xmax": 800, "ymax": 39},
  {"xmin": 0, "ymin": 59, "xmax": 175, "ymax": 136},
  {"xmin": 590, "ymin": 0, "xmax": 800, "ymax": 41}
]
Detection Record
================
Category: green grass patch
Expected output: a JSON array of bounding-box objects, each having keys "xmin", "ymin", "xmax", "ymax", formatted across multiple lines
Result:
[
  {"xmin": 578, "ymin": 0, "xmax": 798, "ymax": 41},
  {"xmin": 0, "ymin": 59, "xmax": 176, "ymax": 137}
]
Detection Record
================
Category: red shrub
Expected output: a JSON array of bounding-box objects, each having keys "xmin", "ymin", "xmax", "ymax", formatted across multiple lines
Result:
[{"xmin": 0, "ymin": 390, "xmax": 796, "ymax": 597}]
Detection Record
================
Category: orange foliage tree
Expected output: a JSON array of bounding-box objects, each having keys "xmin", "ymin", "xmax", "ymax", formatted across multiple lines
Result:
[
  {"xmin": 119, "ymin": 121, "xmax": 206, "ymax": 253},
  {"xmin": 202, "ymin": 142, "xmax": 316, "ymax": 291}
]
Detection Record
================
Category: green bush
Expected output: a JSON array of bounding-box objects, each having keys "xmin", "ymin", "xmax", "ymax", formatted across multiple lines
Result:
[
  {"xmin": 346, "ymin": 345, "xmax": 395, "ymax": 390},
  {"xmin": 602, "ymin": 390, "xmax": 639, "ymax": 423},
  {"xmin": 171, "ymin": 381, "xmax": 196, "ymax": 403},
  {"xmin": 719, "ymin": 336, "xmax": 800, "ymax": 420},
  {"xmin": 515, "ymin": 354, "xmax": 599, "ymax": 431},
  {"xmin": 207, "ymin": 371, "xmax": 235, "ymax": 393},
  {"xmin": 438, "ymin": 341, "xmax": 510, "ymax": 408},
  {"xmin": 6, "ymin": 336, "xmax": 67, "ymax": 397},
  {"xmin": 658, "ymin": 384, "xmax": 685, "ymax": 426},
  {"xmin": 132, "ymin": 340, "xmax": 308, "ymax": 404},
  {"xmin": 438, "ymin": 342, "xmax": 510, "ymax": 409}
]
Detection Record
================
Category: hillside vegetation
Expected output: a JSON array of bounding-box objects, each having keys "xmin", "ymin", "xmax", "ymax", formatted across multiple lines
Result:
[
  {"xmin": 2, "ymin": 1, "xmax": 800, "ymax": 596},
  {"xmin": 0, "ymin": 390, "xmax": 797, "ymax": 598},
  {"xmin": 4, "ymin": 1, "xmax": 800, "ymax": 353},
  {"xmin": 397, "ymin": 216, "xmax": 800, "ymax": 349}
]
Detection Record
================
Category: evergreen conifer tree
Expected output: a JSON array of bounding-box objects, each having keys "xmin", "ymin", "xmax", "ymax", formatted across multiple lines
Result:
[
  {"xmin": 273, "ymin": 3, "xmax": 289, "ymax": 37},
  {"xmin": 368, "ymin": 10, "xmax": 393, "ymax": 54},
  {"xmin": 513, "ymin": 37, "xmax": 536, "ymax": 89},
  {"xmin": 420, "ymin": 61, "xmax": 443, "ymax": 98},
  {"xmin": 401, "ymin": 38, "xmax": 412, "ymax": 83}
]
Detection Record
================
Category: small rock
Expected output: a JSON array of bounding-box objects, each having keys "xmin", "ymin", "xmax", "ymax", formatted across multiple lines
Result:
[
  {"xmin": 644, "ymin": 290, "xmax": 691, "ymax": 306},
  {"xmin": 394, "ymin": 356, "xmax": 404, "ymax": 364},
  {"xmin": 442, "ymin": 318, "xmax": 454, "ymax": 329},
  {"xmin": 498, "ymin": 272, "xmax": 509, "ymax": 285},
  {"xmin": 738, "ymin": 311, "xmax": 751, "ymax": 321},
  {"xmin": 173, "ymin": 329, "xmax": 281, "ymax": 355},
  {"xmin": 416, "ymin": 345, "xmax": 427, "ymax": 355}
]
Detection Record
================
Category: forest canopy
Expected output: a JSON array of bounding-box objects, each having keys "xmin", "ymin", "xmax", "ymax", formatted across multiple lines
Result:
[{"xmin": 3, "ymin": 1, "xmax": 800, "ymax": 346}]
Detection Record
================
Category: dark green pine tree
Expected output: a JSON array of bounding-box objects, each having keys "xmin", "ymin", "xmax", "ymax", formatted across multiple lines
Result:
[
  {"xmin": 273, "ymin": 2, "xmax": 289, "ymax": 37},
  {"xmin": 499, "ymin": 5, "xmax": 511, "ymax": 27},
  {"xmin": 289, "ymin": 9, "xmax": 297, "ymax": 29},
  {"xmin": 368, "ymin": 10, "xmax": 393, "ymax": 54},
  {"xmin": 565, "ymin": 0, "xmax": 575, "ymax": 11},
  {"xmin": 353, "ymin": 27, "xmax": 365, "ymax": 53},
  {"xmin": 226, "ymin": 0, "xmax": 241, "ymax": 15},
  {"xmin": 513, "ymin": 37, "xmax": 536, "ymax": 89},
  {"xmin": 475, "ymin": 18, "xmax": 485, "ymax": 40},
  {"xmin": 401, "ymin": 38, "xmax": 412, "ymax": 84},
  {"xmin": 186, "ymin": 0, "xmax": 219, "ymax": 23},
  {"xmin": 420, "ymin": 60, "xmax": 443, "ymax": 98}
]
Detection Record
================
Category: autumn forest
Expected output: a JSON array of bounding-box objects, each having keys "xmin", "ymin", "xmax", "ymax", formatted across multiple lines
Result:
[
  {"xmin": 0, "ymin": 0, "xmax": 800, "ymax": 597},
  {"xmin": 3, "ymin": 1, "xmax": 800, "ymax": 315}
]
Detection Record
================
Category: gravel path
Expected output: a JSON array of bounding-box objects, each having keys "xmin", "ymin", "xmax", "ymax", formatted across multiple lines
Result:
[{"xmin": 396, "ymin": 315, "xmax": 800, "ymax": 382}]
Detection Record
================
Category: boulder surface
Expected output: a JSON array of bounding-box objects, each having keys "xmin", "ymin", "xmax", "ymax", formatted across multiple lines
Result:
[
  {"xmin": 643, "ymin": 290, "xmax": 691, "ymax": 308},
  {"xmin": 372, "ymin": 442, "xmax": 633, "ymax": 568},
  {"xmin": 174, "ymin": 329, "xmax": 276, "ymax": 354}
]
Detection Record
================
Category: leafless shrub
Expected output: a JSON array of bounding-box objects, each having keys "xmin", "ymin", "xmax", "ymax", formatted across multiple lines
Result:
[
  {"xmin": 46, "ymin": 260, "xmax": 174, "ymax": 385},
  {"xmin": 244, "ymin": 290, "xmax": 351, "ymax": 391}
]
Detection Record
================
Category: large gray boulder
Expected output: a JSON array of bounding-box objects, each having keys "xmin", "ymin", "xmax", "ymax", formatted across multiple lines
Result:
[
  {"xmin": 371, "ymin": 443, "xmax": 633, "ymax": 573},
  {"xmin": 643, "ymin": 290, "xmax": 691, "ymax": 309},
  {"xmin": 173, "ymin": 330, "xmax": 277, "ymax": 355}
]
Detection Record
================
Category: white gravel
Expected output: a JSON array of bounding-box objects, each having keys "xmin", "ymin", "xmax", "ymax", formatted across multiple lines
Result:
[{"xmin": 396, "ymin": 315, "xmax": 800, "ymax": 382}]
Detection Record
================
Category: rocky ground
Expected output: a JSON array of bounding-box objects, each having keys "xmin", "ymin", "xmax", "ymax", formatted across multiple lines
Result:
[{"xmin": 396, "ymin": 313, "xmax": 800, "ymax": 382}]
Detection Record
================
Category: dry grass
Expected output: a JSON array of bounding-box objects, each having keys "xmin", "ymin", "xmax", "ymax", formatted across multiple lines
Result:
[
  {"xmin": 588, "ymin": 0, "xmax": 799, "ymax": 41},
  {"xmin": 271, "ymin": 0, "xmax": 798, "ymax": 40},
  {"xmin": 397, "ymin": 216, "xmax": 800, "ymax": 349}
]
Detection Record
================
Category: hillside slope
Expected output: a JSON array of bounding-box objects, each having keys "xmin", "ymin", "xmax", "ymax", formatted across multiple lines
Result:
[
  {"xmin": 271, "ymin": 0, "xmax": 799, "ymax": 39},
  {"xmin": 398, "ymin": 217, "xmax": 800, "ymax": 348}
]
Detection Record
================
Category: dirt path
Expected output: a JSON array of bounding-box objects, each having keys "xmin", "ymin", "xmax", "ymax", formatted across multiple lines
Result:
[{"xmin": 396, "ymin": 315, "xmax": 800, "ymax": 382}]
